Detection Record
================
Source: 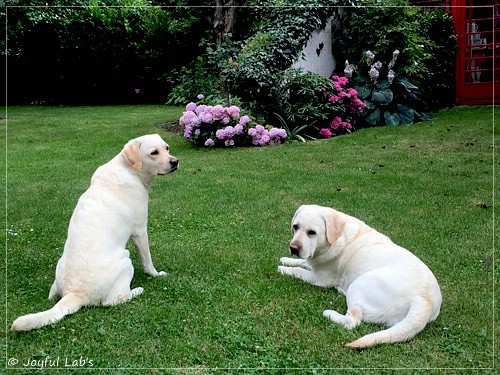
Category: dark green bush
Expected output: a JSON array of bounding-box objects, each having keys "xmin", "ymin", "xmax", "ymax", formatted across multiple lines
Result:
[
  {"xmin": 418, "ymin": 9, "xmax": 457, "ymax": 110},
  {"xmin": 341, "ymin": 0, "xmax": 456, "ymax": 111},
  {"xmin": 227, "ymin": 0, "xmax": 344, "ymax": 116},
  {"xmin": 5, "ymin": 0, "xmax": 207, "ymax": 104},
  {"xmin": 347, "ymin": 50, "xmax": 432, "ymax": 127}
]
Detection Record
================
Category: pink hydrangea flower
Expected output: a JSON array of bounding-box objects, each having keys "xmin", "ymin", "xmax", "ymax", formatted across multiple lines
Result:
[
  {"xmin": 255, "ymin": 124, "xmax": 265, "ymax": 134},
  {"xmin": 200, "ymin": 112, "xmax": 213, "ymax": 124},
  {"xmin": 339, "ymin": 90, "xmax": 349, "ymax": 99},
  {"xmin": 234, "ymin": 124, "xmax": 244, "ymax": 135},
  {"xmin": 211, "ymin": 105, "xmax": 226, "ymax": 121},
  {"xmin": 184, "ymin": 125, "xmax": 193, "ymax": 138},
  {"xmin": 330, "ymin": 116, "xmax": 342, "ymax": 129},
  {"xmin": 186, "ymin": 102, "xmax": 197, "ymax": 112},
  {"xmin": 320, "ymin": 128, "xmax": 333, "ymax": 138},
  {"xmin": 249, "ymin": 125, "xmax": 286, "ymax": 146},
  {"xmin": 329, "ymin": 95, "xmax": 340, "ymax": 103},
  {"xmin": 197, "ymin": 94, "xmax": 204, "ymax": 100},
  {"xmin": 240, "ymin": 115, "xmax": 250, "ymax": 125},
  {"xmin": 179, "ymin": 111, "xmax": 201, "ymax": 128},
  {"xmin": 347, "ymin": 88, "xmax": 358, "ymax": 98},
  {"xmin": 227, "ymin": 105, "xmax": 240, "ymax": 119},
  {"xmin": 195, "ymin": 104, "xmax": 208, "ymax": 115}
]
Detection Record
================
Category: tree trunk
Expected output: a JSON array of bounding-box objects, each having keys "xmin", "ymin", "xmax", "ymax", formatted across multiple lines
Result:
[
  {"xmin": 214, "ymin": 0, "xmax": 225, "ymax": 45},
  {"xmin": 223, "ymin": 0, "xmax": 237, "ymax": 41},
  {"xmin": 214, "ymin": 0, "xmax": 238, "ymax": 44}
]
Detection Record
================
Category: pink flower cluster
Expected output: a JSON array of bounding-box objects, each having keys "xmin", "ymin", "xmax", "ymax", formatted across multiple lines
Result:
[
  {"xmin": 248, "ymin": 125, "xmax": 287, "ymax": 146},
  {"xmin": 328, "ymin": 75, "xmax": 366, "ymax": 114},
  {"xmin": 180, "ymin": 102, "xmax": 244, "ymax": 142},
  {"xmin": 216, "ymin": 124, "xmax": 245, "ymax": 146},
  {"xmin": 321, "ymin": 116, "xmax": 353, "ymax": 138},
  {"xmin": 179, "ymin": 96, "xmax": 286, "ymax": 147},
  {"xmin": 319, "ymin": 75, "xmax": 366, "ymax": 138}
]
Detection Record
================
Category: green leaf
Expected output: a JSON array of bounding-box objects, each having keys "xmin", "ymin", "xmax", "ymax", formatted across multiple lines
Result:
[
  {"xmin": 384, "ymin": 111, "xmax": 400, "ymax": 126},
  {"xmin": 363, "ymin": 100, "xmax": 376, "ymax": 110},
  {"xmin": 371, "ymin": 89, "xmax": 393, "ymax": 105},
  {"xmin": 419, "ymin": 111, "xmax": 433, "ymax": 121},
  {"xmin": 397, "ymin": 77, "xmax": 419, "ymax": 90},
  {"xmin": 379, "ymin": 80, "xmax": 389, "ymax": 90},
  {"xmin": 355, "ymin": 85, "xmax": 372, "ymax": 100},
  {"xmin": 397, "ymin": 104, "xmax": 415, "ymax": 124},
  {"xmin": 365, "ymin": 108, "xmax": 381, "ymax": 126}
]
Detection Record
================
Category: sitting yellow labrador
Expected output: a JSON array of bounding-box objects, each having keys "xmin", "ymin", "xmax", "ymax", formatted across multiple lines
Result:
[
  {"xmin": 12, "ymin": 134, "xmax": 178, "ymax": 331},
  {"xmin": 278, "ymin": 205, "xmax": 441, "ymax": 349}
]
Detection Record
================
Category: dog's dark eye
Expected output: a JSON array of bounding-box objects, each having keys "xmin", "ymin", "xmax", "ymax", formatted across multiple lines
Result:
[
  {"xmin": 292, "ymin": 224, "xmax": 299, "ymax": 232},
  {"xmin": 307, "ymin": 230, "xmax": 316, "ymax": 236},
  {"xmin": 165, "ymin": 145, "xmax": 170, "ymax": 152},
  {"xmin": 150, "ymin": 150, "xmax": 159, "ymax": 156}
]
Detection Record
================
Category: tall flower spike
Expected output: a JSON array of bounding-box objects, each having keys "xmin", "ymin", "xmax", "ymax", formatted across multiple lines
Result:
[
  {"xmin": 365, "ymin": 50, "xmax": 375, "ymax": 66},
  {"xmin": 369, "ymin": 66, "xmax": 379, "ymax": 83},
  {"xmin": 388, "ymin": 70, "xmax": 395, "ymax": 85},
  {"xmin": 388, "ymin": 49, "xmax": 400, "ymax": 70},
  {"xmin": 344, "ymin": 60, "xmax": 355, "ymax": 78}
]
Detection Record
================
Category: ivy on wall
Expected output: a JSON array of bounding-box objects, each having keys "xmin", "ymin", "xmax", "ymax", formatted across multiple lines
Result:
[{"xmin": 227, "ymin": 0, "xmax": 345, "ymax": 113}]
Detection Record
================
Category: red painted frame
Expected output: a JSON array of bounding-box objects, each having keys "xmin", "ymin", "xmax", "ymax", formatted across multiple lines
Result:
[{"xmin": 447, "ymin": 0, "xmax": 499, "ymax": 105}]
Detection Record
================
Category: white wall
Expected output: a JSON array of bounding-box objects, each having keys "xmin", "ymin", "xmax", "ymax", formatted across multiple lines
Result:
[{"xmin": 291, "ymin": 16, "xmax": 336, "ymax": 78}]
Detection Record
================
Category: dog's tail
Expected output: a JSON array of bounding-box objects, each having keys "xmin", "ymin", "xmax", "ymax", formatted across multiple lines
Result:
[
  {"xmin": 346, "ymin": 296, "xmax": 437, "ymax": 349},
  {"xmin": 11, "ymin": 293, "xmax": 88, "ymax": 332}
]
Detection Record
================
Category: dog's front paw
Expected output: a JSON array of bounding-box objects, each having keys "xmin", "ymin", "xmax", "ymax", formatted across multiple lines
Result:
[
  {"xmin": 277, "ymin": 265, "xmax": 290, "ymax": 275},
  {"xmin": 279, "ymin": 257, "xmax": 311, "ymax": 270},
  {"xmin": 280, "ymin": 257, "xmax": 295, "ymax": 266},
  {"xmin": 146, "ymin": 269, "xmax": 167, "ymax": 277}
]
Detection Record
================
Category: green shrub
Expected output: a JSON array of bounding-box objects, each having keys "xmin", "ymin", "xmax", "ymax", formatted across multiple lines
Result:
[
  {"xmin": 417, "ymin": 10, "xmax": 456, "ymax": 110},
  {"xmin": 271, "ymin": 69, "xmax": 366, "ymax": 140},
  {"xmin": 166, "ymin": 56, "xmax": 222, "ymax": 106},
  {"xmin": 228, "ymin": 0, "xmax": 344, "ymax": 116},
  {"xmin": 341, "ymin": 0, "xmax": 456, "ymax": 111},
  {"xmin": 348, "ymin": 50, "xmax": 432, "ymax": 127},
  {"xmin": 342, "ymin": 0, "xmax": 433, "ymax": 80}
]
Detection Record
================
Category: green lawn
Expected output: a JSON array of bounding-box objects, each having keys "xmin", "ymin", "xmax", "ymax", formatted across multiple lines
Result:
[{"xmin": 4, "ymin": 105, "xmax": 497, "ymax": 372}]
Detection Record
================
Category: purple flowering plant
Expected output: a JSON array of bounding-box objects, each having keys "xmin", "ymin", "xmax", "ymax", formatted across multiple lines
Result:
[
  {"xmin": 346, "ymin": 50, "xmax": 431, "ymax": 127},
  {"xmin": 179, "ymin": 96, "xmax": 287, "ymax": 147}
]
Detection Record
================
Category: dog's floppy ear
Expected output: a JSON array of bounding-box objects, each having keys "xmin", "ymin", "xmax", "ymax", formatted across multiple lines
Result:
[
  {"xmin": 122, "ymin": 140, "xmax": 142, "ymax": 170},
  {"xmin": 324, "ymin": 208, "xmax": 345, "ymax": 245}
]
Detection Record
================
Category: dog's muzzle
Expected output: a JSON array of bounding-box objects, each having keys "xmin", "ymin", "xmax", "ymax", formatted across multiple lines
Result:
[
  {"xmin": 158, "ymin": 158, "xmax": 179, "ymax": 175},
  {"xmin": 290, "ymin": 243, "xmax": 301, "ymax": 257}
]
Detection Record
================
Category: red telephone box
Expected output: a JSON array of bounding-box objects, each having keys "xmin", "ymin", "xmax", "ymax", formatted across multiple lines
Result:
[{"xmin": 447, "ymin": 0, "xmax": 499, "ymax": 104}]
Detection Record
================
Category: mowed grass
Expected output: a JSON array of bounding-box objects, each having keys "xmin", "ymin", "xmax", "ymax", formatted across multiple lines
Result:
[{"xmin": 4, "ymin": 105, "xmax": 496, "ymax": 371}]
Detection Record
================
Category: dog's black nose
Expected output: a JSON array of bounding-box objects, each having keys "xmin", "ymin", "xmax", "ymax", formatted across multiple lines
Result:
[
  {"xmin": 170, "ymin": 158, "xmax": 179, "ymax": 168},
  {"xmin": 290, "ymin": 244, "xmax": 301, "ymax": 257}
]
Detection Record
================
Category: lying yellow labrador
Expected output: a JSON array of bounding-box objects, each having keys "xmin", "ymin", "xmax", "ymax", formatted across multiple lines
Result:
[
  {"xmin": 278, "ymin": 205, "xmax": 441, "ymax": 349},
  {"xmin": 12, "ymin": 134, "xmax": 178, "ymax": 331}
]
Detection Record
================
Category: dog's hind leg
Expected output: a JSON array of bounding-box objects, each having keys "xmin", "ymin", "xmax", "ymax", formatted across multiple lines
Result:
[
  {"xmin": 104, "ymin": 257, "xmax": 143, "ymax": 305},
  {"xmin": 48, "ymin": 280, "xmax": 59, "ymax": 300},
  {"xmin": 323, "ymin": 306, "xmax": 362, "ymax": 329}
]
